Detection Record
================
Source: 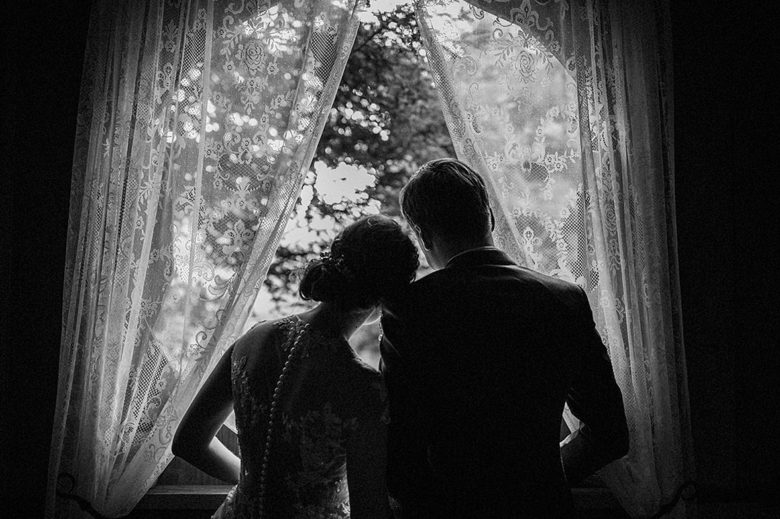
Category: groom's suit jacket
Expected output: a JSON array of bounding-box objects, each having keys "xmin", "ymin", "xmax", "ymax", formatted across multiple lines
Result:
[{"xmin": 380, "ymin": 248, "xmax": 629, "ymax": 518}]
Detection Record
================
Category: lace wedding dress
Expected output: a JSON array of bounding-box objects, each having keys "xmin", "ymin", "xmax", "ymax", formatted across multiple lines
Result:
[{"xmin": 214, "ymin": 316, "xmax": 390, "ymax": 519}]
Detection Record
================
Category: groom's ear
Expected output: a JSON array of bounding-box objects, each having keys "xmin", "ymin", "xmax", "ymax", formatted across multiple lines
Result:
[
  {"xmin": 412, "ymin": 224, "xmax": 433, "ymax": 251},
  {"xmin": 418, "ymin": 227, "xmax": 434, "ymax": 252}
]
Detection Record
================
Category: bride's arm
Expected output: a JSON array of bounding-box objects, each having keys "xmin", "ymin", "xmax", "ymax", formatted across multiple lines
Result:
[{"xmin": 172, "ymin": 344, "xmax": 240, "ymax": 484}]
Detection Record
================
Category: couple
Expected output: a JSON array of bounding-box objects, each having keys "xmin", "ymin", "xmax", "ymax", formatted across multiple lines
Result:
[{"xmin": 173, "ymin": 159, "xmax": 629, "ymax": 518}]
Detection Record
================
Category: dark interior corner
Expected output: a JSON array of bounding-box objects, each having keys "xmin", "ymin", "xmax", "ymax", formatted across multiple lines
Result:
[
  {"xmin": 671, "ymin": 0, "xmax": 779, "ymax": 506},
  {"xmin": 3, "ymin": 1, "xmax": 778, "ymax": 517}
]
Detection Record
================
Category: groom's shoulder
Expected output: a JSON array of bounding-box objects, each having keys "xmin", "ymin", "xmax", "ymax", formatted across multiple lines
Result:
[
  {"xmin": 520, "ymin": 266, "xmax": 582, "ymax": 292},
  {"xmin": 404, "ymin": 267, "xmax": 461, "ymax": 301},
  {"xmin": 386, "ymin": 263, "xmax": 585, "ymax": 313},
  {"xmin": 382, "ymin": 270, "xmax": 446, "ymax": 319},
  {"xmin": 517, "ymin": 267, "xmax": 588, "ymax": 310}
]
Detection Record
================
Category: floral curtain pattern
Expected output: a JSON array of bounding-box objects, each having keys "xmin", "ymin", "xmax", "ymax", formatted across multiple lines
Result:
[
  {"xmin": 46, "ymin": 0, "xmax": 361, "ymax": 516},
  {"xmin": 416, "ymin": 0, "xmax": 694, "ymax": 517}
]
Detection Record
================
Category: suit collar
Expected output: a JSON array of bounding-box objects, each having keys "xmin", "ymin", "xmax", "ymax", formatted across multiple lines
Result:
[{"xmin": 444, "ymin": 246, "xmax": 516, "ymax": 269}]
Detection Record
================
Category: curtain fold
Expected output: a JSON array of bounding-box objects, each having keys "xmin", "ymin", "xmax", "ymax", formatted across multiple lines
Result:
[
  {"xmin": 47, "ymin": 1, "xmax": 361, "ymax": 516},
  {"xmin": 415, "ymin": 1, "xmax": 694, "ymax": 517}
]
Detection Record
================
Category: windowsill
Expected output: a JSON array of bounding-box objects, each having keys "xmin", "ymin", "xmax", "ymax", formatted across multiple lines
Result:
[
  {"xmin": 137, "ymin": 485, "xmax": 234, "ymax": 510},
  {"xmin": 137, "ymin": 484, "xmax": 625, "ymax": 512}
]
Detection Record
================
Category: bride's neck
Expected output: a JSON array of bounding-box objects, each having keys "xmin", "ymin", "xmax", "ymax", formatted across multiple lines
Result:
[{"xmin": 298, "ymin": 302, "xmax": 369, "ymax": 342}]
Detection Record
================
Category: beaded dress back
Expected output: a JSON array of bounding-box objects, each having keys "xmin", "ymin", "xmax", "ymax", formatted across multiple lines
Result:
[{"xmin": 220, "ymin": 316, "xmax": 386, "ymax": 518}]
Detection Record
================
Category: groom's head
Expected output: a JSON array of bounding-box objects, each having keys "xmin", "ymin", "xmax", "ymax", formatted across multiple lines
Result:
[{"xmin": 401, "ymin": 158, "xmax": 494, "ymax": 268}]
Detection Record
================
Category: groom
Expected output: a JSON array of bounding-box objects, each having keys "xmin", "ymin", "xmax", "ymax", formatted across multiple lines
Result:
[{"xmin": 380, "ymin": 159, "xmax": 629, "ymax": 518}]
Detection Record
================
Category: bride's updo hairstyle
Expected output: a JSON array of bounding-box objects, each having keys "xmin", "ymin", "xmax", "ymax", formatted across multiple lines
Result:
[{"xmin": 299, "ymin": 215, "xmax": 419, "ymax": 309}]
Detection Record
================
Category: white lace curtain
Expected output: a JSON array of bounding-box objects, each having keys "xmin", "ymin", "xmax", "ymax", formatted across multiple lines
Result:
[
  {"xmin": 416, "ymin": 0, "xmax": 694, "ymax": 517},
  {"xmin": 46, "ymin": 1, "xmax": 361, "ymax": 516}
]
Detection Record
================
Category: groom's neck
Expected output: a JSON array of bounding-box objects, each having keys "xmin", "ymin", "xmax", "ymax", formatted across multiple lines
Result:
[{"xmin": 433, "ymin": 235, "xmax": 494, "ymax": 268}]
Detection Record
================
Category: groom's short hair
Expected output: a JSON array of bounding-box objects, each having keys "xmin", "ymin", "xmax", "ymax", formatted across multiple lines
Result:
[{"xmin": 401, "ymin": 158, "xmax": 492, "ymax": 243}]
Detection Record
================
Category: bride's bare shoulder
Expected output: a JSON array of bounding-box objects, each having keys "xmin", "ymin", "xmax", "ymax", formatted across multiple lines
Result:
[{"xmin": 232, "ymin": 316, "xmax": 294, "ymax": 357}]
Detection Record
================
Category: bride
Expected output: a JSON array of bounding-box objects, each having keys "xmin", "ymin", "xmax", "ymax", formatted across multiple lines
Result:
[{"xmin": 172, "ymin": 215, "xmax": 419, "ymax": 518}]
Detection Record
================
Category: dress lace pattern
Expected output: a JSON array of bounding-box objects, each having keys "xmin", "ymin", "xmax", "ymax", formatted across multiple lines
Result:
[{"xmin": 217, "ymin": 317, "xmax": 385, "ymax": 519}]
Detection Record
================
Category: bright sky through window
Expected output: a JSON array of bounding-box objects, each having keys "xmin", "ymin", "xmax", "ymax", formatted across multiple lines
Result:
[{"xmin": 360, "ymin": 0, "xmax": 407, "ymax": 22}]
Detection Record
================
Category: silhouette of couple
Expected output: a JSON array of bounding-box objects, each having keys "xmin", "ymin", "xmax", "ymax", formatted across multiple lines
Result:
[{"xmin": 173, "ymin": 158, "xmax": 629, "ymax": 518}]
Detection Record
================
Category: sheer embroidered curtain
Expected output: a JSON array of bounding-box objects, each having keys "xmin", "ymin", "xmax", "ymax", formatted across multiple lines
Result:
[
  {"xmin": 46, "ymin": 1, "xmax": 361, "ymax": 516},
  {"xmin": 416, "ymin": 0, "xmax": 694, "ymax": 517}
]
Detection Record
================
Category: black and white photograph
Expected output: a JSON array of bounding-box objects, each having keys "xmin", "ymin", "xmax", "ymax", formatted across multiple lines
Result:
[{"xmin": 2, "ymin": 1, "xmax": 777, "ymax": 518}]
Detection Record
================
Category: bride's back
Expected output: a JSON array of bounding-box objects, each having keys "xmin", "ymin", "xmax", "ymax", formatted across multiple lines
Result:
[{"xmin": 228, "ymin": 316, "xmax": 385, "ymax": 518}]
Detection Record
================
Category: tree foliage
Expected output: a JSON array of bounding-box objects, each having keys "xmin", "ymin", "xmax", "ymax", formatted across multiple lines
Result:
[
  {"xmin": 259, "ymin": 3, "xmax": 454, "ymax": 314},
  {"xmin": 316, "ymin": 3, "xmax": 454, "ymax": 216}
]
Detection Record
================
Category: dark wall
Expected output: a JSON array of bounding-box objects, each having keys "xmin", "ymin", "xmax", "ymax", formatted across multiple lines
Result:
[
  {"xmin": 672, "ymin": 1, "xmax": 779, "ymax": 501},
  {"xmin": 3, "ymin": 2, "xmax": 777, "ymax": 517},
  {"xmin": 4, "ymin": 2, "xmax": 93, "ymax": 517}
]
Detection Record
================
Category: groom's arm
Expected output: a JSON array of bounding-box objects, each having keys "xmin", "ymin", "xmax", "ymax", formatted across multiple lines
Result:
[
  {"xmin": 380, "ymin": 305, "xmax": 436, "ymax": 515},
  {"xmin": 561, "ymin": 287, "xmax": 629, "ymax": 485}
]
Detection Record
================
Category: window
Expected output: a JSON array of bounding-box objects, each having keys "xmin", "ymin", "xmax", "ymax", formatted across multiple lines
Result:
[{"xmin": 146, "ymin": 3, "xmax": 620, "ymax": 515}]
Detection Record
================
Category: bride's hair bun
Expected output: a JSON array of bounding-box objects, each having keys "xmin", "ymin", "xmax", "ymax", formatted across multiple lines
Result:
[
  {"xmin": 300, "ymin": 215, "xmax": 419, "ymax": 308},
  {"xmin": 297, "ymin": 256, "xmax": 346, "ymax": 303}
]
